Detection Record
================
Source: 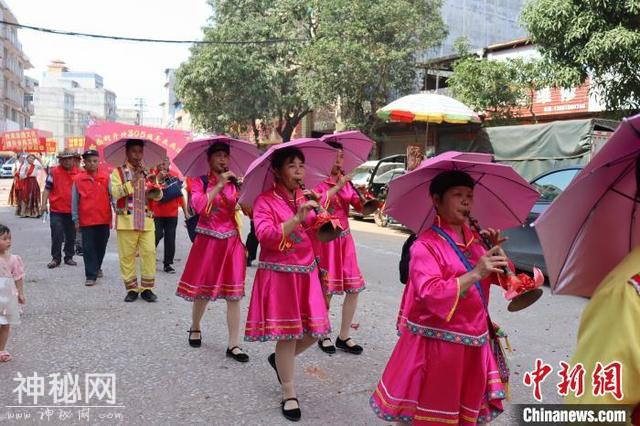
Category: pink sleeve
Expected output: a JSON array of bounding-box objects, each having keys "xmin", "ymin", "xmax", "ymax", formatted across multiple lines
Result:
[
  {"xmin": 346, "ymin": 183, "xmax": 363, "ymax": 212},
  {"xmin": 410, "ymin": 242, "xmax": 460, "ymax": 322},
  {"xmin": 11, "ymin": 255, "xmax": 24, "ymax": 281},
  {"xmin": 253, "ymin": 196, "xmax": 286, "ymax": 251},
  {"xmin": 190, "ymin": 177, "xmax": 216, "ymax": 215}
]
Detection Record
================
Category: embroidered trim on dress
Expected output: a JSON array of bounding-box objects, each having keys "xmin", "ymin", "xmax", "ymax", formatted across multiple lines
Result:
[
  {"xmin": 257, "ymin": 260, "xmax": 317, "ymax": 273},
  {"xmin": 195, "ymin": 227, "xmax": 238, "ymax": 239},
  {"xmin": 405, "ymin": 320, "xmax": 488, "ymax": 347},
  {"xmin": 244, "ymin": 328, "xmax": 331, "ymax": 342},
  {"xmin": 339, "ymin": 228, "xmax": 351, "ymax": 238}
]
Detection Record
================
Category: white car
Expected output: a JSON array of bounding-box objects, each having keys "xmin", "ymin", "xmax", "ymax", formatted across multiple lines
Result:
[{"xmin": 0, "ymin": 158, "xmax": 16, "ymax": 178}]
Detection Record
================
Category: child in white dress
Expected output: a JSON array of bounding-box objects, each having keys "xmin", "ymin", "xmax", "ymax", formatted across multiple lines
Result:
[{"xmin": 0, "ymin": 224, "xmax": 25, "ymax": 362}]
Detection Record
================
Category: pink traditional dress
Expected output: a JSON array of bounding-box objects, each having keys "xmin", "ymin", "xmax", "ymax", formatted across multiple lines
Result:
[
  {"xmin": 244, "ymin": 184, "xmax": 331, "ymax": 341},
  {"xmin": 176, "ymin": 174, "xmax": 246, "ymax": 301},
  {"xmin": 314, "ymin": 177, "xmax": 366, "ymax": 294},
  {"xmin": 370, "ymin": 217, "xmax": 507, "ymax": 425},
  {"xmin": 0, "ymin": 255, "xmax": 24, "ymax": 326}
]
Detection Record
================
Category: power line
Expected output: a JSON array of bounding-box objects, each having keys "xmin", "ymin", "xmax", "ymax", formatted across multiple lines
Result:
[{"xmin": 1, "ymin": 20, "xmax": 307, "ymax": 45}]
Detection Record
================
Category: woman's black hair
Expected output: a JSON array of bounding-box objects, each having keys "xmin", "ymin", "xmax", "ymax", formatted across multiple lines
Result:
[
  {"xmin": 326, "ymin": 141, "xmax": 343, "ymax": 150},
  {"xmin": 0, "ymin": 224, "xmax": 10, "ymax": 236},
  {"xmin": 207, "ymin": 142, "xmax": 230, "ymax": 158},
  {"xmin": 429, "ymin": 170, "xmax": 475, "ymax": 197},
  {"xmin": 271, "ymin": 147, "xmax": 305, "ymax": 172},
  {"xmin": 125, "ymin": 139, "xmax": 145, "ymax": 151}
]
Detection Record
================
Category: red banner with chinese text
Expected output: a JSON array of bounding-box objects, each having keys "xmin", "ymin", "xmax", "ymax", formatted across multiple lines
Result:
[{"xmin": 0, "ymin": 129, "xmax": 54, "ymax": 153}]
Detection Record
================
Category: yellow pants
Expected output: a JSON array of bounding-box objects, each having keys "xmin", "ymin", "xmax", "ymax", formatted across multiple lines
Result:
[{"xmin": 116, "ymin": 230, "xmax": 156, "ymax": 291}]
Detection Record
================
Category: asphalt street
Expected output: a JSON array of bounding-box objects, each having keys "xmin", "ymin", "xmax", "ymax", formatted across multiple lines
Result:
[{"xmin": 0, "ymin": 179, "xmax": 588, "ymax": 425}]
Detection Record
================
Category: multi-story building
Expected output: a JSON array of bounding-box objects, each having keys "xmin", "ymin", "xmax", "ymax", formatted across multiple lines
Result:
[
  {"xmin": 0, "ymin": 1, "xmax": 33, "ymax": 131},
  {"xmin": 160, "ymin": 68, "xmax": 179, "ymax": 128},
  {"xmin": 32, "ymin": 60, "xmax": 118, "ymax": 149},
  {"xmin": 116, "ymin": 108, "xmax": 141, "ymax": 126}
]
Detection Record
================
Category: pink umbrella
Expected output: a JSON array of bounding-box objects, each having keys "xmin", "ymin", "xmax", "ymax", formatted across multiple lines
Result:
[
  {"xmin": 103, "ymin": 137, "xmax": 167, "ymax": 168},
  {"xmin": 320, "ymin": 130, "xmax": 374, "ymax": 174},
  {"xmin": 239, "ymin": 138, "xmax": 338, "ymax": 207},
  {"xmin": 173, "ymin": 136, "xmax": 260, "ymax": 177},
  {"xmin": 384, "ymin": 151, "xmax": 540, "ymax": 234},
  {"xmin": 535, "ymin": 114, "xmax": 640, "ymax": 297}
]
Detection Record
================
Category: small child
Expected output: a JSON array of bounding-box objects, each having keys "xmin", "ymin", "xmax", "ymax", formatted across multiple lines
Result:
[{"xmin": 0, "ymin": 224, "xmax": 25, "ymax": 362}]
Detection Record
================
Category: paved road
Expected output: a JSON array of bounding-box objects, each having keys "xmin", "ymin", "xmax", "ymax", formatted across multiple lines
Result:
[{"xmin": 0, "ymin": 179, "xmax": 588, "ymax": 425}]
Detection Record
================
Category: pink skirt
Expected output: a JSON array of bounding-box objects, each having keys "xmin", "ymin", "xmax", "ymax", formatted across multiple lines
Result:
[
  {"xmin": 176, "ymin": 233, "xmax": 246, "ymax": 301},
  {"xmin": 244, "ymin": 265, "xmax": 331, "ymax": 341},
  {"xmin": 370, "ymin": 331, "xmax": 505, "ymax": 425},
  {"xmin": 317, "ymin": 230, "xmax": 365, "ymax": 295}
]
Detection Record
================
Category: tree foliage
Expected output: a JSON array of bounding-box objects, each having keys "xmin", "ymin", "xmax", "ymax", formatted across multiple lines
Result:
[
  {"xmin": 176, "ymin": 0, "xmax": 445, "ymax": 141},
  {"xmin": 521, "ymin": 0, "xmax": 640, "ymax": 110}
]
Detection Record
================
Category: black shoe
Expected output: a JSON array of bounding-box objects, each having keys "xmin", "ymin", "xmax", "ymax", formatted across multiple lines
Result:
[
  {"xmin": 335, "ymin": 336, "xmax": 363, "ymax": 355},
  {"xmin": 64, "ymin": 258, "xmax": 77, "ymax": 266},
  {"xmin": 47, "ymin": 259, "xmax": 61, "ymax": 269},
  {"xmin": 268, "ymin": 353, "xmax": 281, "ymax": 384},
  {"xmin": 140, "ymin": 289, "xmax": 158, "ymax": 302},
  {"xmin": 281, "ymin": 398, "xmax": 301, "ymax": 422},
  {"xmin": 226, "ymin": 346, "xmax": 249, "ymax": 363},
  {"xmin": 317, "ymin": 337, "xmax": 336, "ymax": 354},
  {"xmin": 164, "ymin": 265, "xmax": 176, "ymax": 274},
  {"xmin": 124, "ymin": 291, "xmax": 138, "ymax": 302},
  {"xmin": 188, "ymin": 329, "xmax": 201, "ymax": 348},
  {"xmin": 97, "ymin": 269, "xmax": 104, "ymax": 278}
]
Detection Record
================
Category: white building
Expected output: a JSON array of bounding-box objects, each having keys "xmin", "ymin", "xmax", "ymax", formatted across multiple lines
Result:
[
  {"xmin": 116, "ymin": 108, "xmax": 141, "ymax": 125},
  {"xmin": 0, "ymin": 1, "xmax": 33, "ymax": 131},
  {"xmin": 32, "ymin": 60, "xmax": 118, "ymax": 149}
]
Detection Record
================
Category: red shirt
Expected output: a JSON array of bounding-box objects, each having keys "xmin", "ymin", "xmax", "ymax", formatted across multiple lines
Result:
[
  {"xmin": 73, "ymin": 170, "xmax": 112, "ymax": 227},
  {"xmin": 47, "ymin": 166, "xmax": 79, "ymax": 213}
]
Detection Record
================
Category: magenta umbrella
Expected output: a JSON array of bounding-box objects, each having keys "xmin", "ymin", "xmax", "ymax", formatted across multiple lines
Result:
[
  {"xmin": 238, "ymin": 138, "xmax": 338, "ymax": 207},
  {"xmin": 173, "ymin": 136, "xmax": 259, "ymax": 177},
  {"xmin": 320, "ymin": 130, "xmax": 374, "ymax": 174},
  {"xmin": 384, "ymin": 151, "xmax": 540, "ymax": 234},
  {"xmin": 535, "ymin": 114, "xmax": 640, "ymax": 297},
  {"xmin": 103, "ymin": 137, "xmax": 167, "ymax": 167}
]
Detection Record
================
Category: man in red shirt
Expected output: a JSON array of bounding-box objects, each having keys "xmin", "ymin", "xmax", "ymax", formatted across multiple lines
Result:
[
  {"xmin": 40, "ymin": 149, "xmax": 80, "ymax": 269},
  {"xmin": 149, "ymin": 157, "xmax": 188, "ymax": 273},
  {"xmin": 72, "ymin": 150, "xmax": 112, "ymax": 286}
]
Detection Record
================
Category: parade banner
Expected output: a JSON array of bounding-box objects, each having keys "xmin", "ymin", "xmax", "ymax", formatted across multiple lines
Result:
[
  {"xmin": 0, "ymin": 129, "xmax": 54, "ymax": 153},
  {"xmin": 85, "ymin": 121, "xmax": 192, "ymax": 163},
  {"xmin": 65, "ymin": 136, "xmax": 86, "ymax": 151}
]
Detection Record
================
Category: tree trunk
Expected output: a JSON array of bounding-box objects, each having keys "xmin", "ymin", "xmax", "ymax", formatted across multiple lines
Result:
[{"xmin": 251, "ymin": 119, "xmax": 260, "ymax": 144}]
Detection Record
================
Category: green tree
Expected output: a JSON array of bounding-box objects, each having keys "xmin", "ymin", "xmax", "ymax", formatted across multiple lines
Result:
[
  {"xmin": 521, "ymin": 0, "xmax": 640, "ymax": 110},
  {"xmin": 176, "ymin": 0, "xmax": 445, "ymax": 141}
]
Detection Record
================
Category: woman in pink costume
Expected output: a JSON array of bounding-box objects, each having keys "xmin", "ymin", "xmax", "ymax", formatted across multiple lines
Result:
[
  {"xmin": 176, "ymin": 142, "xmax": 248, "ymax": 363},
  {"xmin": 244, "ymin": 147, "xmax": 331, "ymax": 422},
  {"xmin": 370, "ymin": 170, "xmax": 510, "ymax": 425},
  {"xmin": 314, "ymin": 142, "xmax": 366, "ymax": 355}
]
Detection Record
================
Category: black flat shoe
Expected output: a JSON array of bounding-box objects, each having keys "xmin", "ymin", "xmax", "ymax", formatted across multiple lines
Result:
[
  {"xmin": 124, "ymin": 291, "xmax": 138, "ymax": 302},
  {"xmin": 188, "ymin": 329, "xmax": 201, "ymax": 348},
  {"xmin": 317, "ymin": 337, "xmax": 336, "ymax": 354},
  {"xmin": 281, "ymin": 398, "xmax": 301, "ymax": 422},
  {"xmin": 335, "ymin": 336, "xmax": 363, "ymax": 355},
  {"xmin": 268, "ymin": 353, "xmax": 281, "ymax": 384},
  {"xmin": 226, "ymin": 346, "xmax": 249, "ymax": 362},
  {"xmin": 140, "ymin": 289, "xmax": 158, "ymax": 302}
]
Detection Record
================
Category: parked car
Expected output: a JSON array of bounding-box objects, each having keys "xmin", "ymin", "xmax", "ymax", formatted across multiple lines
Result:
[
  {"xmin": 350, "ymin": 154, "xmax": 406, "ymax": 221},
  {"xmin": 351, "ymin": 161, "xmax": 378, "ymax": 187},
  {"xmin": 0, "ymin": 157, "xmax": 16, "ymax": 178},
  {"xmin": 502, "ymin": 166, "xmax": 583, "ymax": 276}
]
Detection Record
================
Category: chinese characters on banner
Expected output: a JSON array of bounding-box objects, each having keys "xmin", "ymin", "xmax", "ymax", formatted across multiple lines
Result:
[
  {"xmin": 0, "ymin": 129, "xmax": 54, "ymax": 153},
  {"xmin": 523, "ymin": 358, "xmax": 623, "ymax": 402},
  {"xmin": 65, "ymin": 137, "xmax": 85, "ymax": 151},
  {"xmin": 85, "ymin": 120, "xmax": 192, "ymax": 165}
]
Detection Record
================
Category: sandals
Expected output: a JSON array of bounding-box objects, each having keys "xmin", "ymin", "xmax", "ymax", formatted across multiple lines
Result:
[
  {"xmin": 317, "ymin": 337, "xmax": 336, "ymax": 354},
  {"xmin": 0, "ymin": 351, "xmax": 13, "ymax": 362},
  {"xmin": 226, "ymin": 346, "xmax": 249, "ymax": 363},
  {"xmin": 335, "ymin": 336, "xmax": 363, "ymax": 355},
  {"xmin": 188, "ymin": 329, "xmax": 201, "ymax": 348},
  {"xmin": 281, "ymin": 397, "xmax": 301, "ymax": 422}
]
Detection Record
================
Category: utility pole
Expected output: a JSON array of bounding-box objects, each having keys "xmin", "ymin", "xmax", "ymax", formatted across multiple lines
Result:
[{"xmin": 134, "ymin": 97, "xmax": 145, "ymax": 125}]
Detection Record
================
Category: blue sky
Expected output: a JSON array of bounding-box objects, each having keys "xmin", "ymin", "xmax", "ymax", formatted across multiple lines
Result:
[{"xmin": 8, "ymin": 0, "xmax": 211, "ymax": 123}]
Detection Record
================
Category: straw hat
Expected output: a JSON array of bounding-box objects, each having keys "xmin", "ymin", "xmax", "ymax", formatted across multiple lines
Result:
[{"xmin": 57, "ymin": 148, "xmax": 81, "ymax": 159}]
